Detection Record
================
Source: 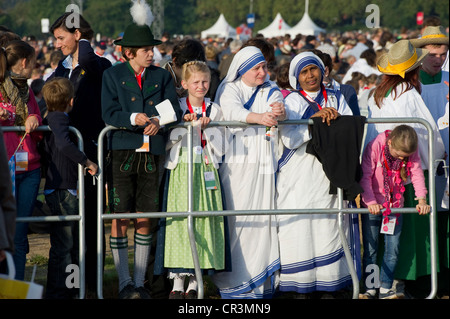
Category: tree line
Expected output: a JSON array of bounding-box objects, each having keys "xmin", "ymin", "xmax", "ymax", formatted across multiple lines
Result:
[{"xmin": 0, "ymin": 0, "xmax": 448, "ymax": 39}]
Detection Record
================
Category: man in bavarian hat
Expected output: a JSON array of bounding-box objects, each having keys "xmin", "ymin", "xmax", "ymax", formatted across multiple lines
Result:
[
  {"xmin": 101, "ymin": 5, "xmax": 182, "ymax": 298},
  {"xmin": 411, "ymin": 25, "xmax": 449, "ymax": 299}
]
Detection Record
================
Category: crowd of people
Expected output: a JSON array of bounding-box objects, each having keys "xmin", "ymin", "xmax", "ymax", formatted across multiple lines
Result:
[{"xmin": 0, "ymin": 6, "xmax": 448, "ymax": 301}]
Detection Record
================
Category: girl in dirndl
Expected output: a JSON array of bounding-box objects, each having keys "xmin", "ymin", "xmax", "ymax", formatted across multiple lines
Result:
[{"xmin": 156, "ymin": 61, "xmax": 228, "ymax": 299}]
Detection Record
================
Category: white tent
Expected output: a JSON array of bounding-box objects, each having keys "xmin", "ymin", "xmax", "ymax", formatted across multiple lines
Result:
[
  {"xmin": 201, "ymin": 14, "xmax": 237, "ymax": 39},
  {"xmin": 257, "ymin": 12, "xmax": 292, "ymax": 38},
  {"xmin": 288, "ymin": 0, "xmax": 326, "ymax": 37}
]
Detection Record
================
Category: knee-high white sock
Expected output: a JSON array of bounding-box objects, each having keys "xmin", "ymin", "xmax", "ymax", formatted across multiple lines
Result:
[
  {"xmin": 171, "ymin": 273, "xmax": 185, "ymax": 292},
  {"xmin": 187, "ymin": 275, "xmax": 198, "ymax": 292},
  {"xmin": 110, "ymin": 236, "xmax": 132, "ymax": 291},
  {"xmin": 134, "ymin": 232, "xmax": 152, "ymax": 288}
]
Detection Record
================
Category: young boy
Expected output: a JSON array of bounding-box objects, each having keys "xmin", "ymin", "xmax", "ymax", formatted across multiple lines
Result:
[
  {"xmin": 101, "ymin": 21, "xmax": 182, "ymax": 299},
  {"xmin": 42, "ymin": 77, "xmax": 98, "ymax": 299}
]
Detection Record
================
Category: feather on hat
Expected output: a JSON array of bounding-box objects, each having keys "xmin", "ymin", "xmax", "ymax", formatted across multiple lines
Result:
[
  {"xmin": 113, "ymin": 0, "xmax": 161, "ymax": 47},
  {"xmin": 130, "ymin": 0, "xmax": 154, "ymax": 27}
]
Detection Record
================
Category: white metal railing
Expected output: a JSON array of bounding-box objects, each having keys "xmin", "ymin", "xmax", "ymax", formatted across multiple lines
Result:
[{"xmin": 95, "ymin": 117, "xmax": 438, "ymax": 300}]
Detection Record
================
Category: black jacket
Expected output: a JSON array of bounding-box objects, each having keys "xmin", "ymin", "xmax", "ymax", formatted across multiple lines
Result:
[
  {"xmin": 50, "ymin": 40, "xmax": 112, "ymax": 160},
  {"xmin": 306, "ymin": 115, "xmax": 366, "ymax": 201},
  {"xmin": 43, "ymin": 112, "xmax": 87, "ymax": 190}
]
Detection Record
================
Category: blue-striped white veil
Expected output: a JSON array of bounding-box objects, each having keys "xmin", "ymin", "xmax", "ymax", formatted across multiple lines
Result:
[
  {"xmin": 215, "ymin": 46, "xmax": 266, "ymax": 102},
  {"xmin": 288, "ymin": 52, "xmax": 325, "ymax": 90}
]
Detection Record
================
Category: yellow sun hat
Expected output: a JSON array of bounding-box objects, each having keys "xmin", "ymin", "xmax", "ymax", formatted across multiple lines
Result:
[
  {"xmin": 377, "ymin": 40, "xmax": 429, "ymax": 78},
  {"xmin": 411, "ymin": 26, "xmax": 449, "ymax": 48}
]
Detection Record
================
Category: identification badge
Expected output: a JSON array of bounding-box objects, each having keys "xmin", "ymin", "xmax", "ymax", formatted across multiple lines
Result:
[
  {"xmin": 204, "ymin": 171, "xmax": 218, "ymax": 190},
  {"xmin": 380, "ymin": 215, "xmax": 397, "ymax": 235},
  {"xmin": 194, "ymin": 145, "xmax": 202, "ymax": 155},
  {"xmin": 136, "ymin": 135, "xmax": 150, "ymax": 152},
  {"xmin": 15, "ymin": 150, "xmax": 28, "ymax": 171}
]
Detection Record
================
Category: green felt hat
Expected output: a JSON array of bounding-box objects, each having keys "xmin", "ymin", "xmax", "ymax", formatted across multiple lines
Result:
[{"xmin": 114, "ymin": 23, "xmax": 162, "ymax": 47}]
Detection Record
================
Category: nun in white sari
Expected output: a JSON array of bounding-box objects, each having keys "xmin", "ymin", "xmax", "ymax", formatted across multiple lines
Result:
[
  {"xmin": 276, "ymin": 52, "xmax": 359, "ymax": 295},
  {"xmin": 211, "ymin": 46, "xmax": 286, "ymax": 299}
]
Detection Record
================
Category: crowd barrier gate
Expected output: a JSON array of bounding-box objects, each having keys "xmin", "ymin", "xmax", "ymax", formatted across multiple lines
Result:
[
  {"xmin": 3, "ymin": 125, "xmax": 87, "ymax": 299},
  {"xmin": 95, "ymin": 117, "xmax": 439, "ymax": 300},
  {"xmin": 5, "ymin": 117, "xmax": 438, "ymax": 300},
  {"xmin": 5, "ymin": 116, "xmax": 439, "ymax": 300}
]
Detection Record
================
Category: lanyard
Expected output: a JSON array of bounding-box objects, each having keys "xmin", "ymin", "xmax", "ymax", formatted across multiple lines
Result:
[
  {"xmin": 13, "ymin": 132, "xmax": 27, "ymax": 156},
  {"xmin": 186, "ymin": 97, "xmax": 206, "ymax": 117},
  {"xmin": 186, "ymin": 97, "xmax": 206, "ymax": 148},
  {"xmin": 299, "ymin": 84, "xmax": 328, "ymax": 110},
  {"xmin": 382, "ymin": 151, "xmax": 395, "ymax": 198}
]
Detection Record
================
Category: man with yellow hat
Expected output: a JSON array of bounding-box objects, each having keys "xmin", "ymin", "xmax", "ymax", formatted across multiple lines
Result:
[
  {"xmin": 411, "ymin": 25, "xmax": 449, "ymax": 299},
  {"xmin": 410, "ymin": 26, "xmax": 449, "ymax": 125},
  {"xmin": 412, "ymin": 26, "xmax": 449, "ymax": 205}
]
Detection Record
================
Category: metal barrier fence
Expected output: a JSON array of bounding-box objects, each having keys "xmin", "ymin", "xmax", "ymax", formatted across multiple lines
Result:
[
  {"xmin": 96, "ymin": 117, "xmax": 438, "ymax": 300},
  {"xmin": 2, "ymin": 125, "xmax": 87, "ymax": 299}
]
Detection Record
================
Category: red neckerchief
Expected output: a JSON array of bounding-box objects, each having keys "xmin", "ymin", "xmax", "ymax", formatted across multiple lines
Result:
[
  {"xmin": 186, "ymin": 97, "xmax": 206, "ymax": 148},
  {"xmin": 135, "ymin": 69, "xmax": 145, "ymax": 89},
  {"xmin": 299, "ymin": 84, "xmax": 328, "ymax": 110}
]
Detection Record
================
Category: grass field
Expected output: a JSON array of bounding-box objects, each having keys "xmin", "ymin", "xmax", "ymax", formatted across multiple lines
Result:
[{"xmin": 24, "ymin": 221, "xmax": 221, "ymax": 299}]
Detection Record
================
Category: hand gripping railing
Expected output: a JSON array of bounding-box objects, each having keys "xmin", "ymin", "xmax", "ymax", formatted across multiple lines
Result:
[
  {"xmin": 2, "ymin": 125, "xmax": 86, "ymax": 299},
  {"xmin": 96, "ymin": 117, "xmax": 438, "ymax": 299}
]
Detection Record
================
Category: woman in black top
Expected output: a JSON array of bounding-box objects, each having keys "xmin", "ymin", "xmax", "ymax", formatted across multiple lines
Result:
[{"xmin": 48, "ymin": 12, "xmax": 111, "ymax": 292}]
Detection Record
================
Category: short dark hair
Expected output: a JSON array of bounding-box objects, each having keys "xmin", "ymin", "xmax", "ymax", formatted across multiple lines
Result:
[
  {"xmin": 50, "ymin": 12, "xmax": 94, "ymax": 41},
  {"xmin": 276, "ymin": 63, "xmax": 293, "ymax": 90},
  {"xmin": 242, "ymin": 38, "xmax": 276, "ymax": 71},
  {"xmin": 42, "ymin": 77, "xmax": 74, "ymax": 112},
  {"xmin": 172, "ymin": 39, "xmax": 206, "ymax": 68},
  {"xmin": 122, "ymin": 47, "xmax": 139, "ymax": 61},
  {"xmin": 0, "ymin": 31, "xmax": 21, "ymax": 48},
  {"xmin": 31, "ymin": 78, "xmax": 45, "ymax": 96}
]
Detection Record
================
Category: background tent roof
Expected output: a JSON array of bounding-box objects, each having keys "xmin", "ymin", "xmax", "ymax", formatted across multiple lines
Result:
[
  {"xmin": 288, "ymin": 1, "xmax": 326, "ymax": 36},
  {"xmin": 201, "ymin": 14, "xmax": 237, "ymax": 39},
  {"xmin": 257, "ymin": 13, "xmax": 291, "ymax": 38}
]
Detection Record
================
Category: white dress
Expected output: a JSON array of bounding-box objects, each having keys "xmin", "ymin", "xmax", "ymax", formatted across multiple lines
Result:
[
  {"xmin": 211, "ymin": 79, "xmax": 283, "ymax": 299},
  {"xmin": 365, "ymin": 84, "xmax": 446, "ymax": 172},
  {"xmin": 276, "ymin": 89, "xmax": 360, "ymax": 293}
]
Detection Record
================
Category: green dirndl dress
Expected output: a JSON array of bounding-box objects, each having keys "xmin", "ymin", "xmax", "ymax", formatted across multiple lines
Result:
[{"xmin": 163, "ymin": 146, "xmax": 225, "ymax": 271}]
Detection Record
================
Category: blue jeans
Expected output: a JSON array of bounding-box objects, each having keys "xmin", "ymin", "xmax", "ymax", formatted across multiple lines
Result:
[
  {"xmin": 45, "ymin": 190, "xmax": 79, "ymax": 299},
  {"xmin": 361, "ymin": 212, "xmax": 403, "ymax": 290},
  {"xmin": 13, "ymin": 168, "xmax": 41, "ymax": 280}
]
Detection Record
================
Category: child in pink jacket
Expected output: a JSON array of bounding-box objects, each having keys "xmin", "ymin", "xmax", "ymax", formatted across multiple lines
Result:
[{"xmin": 359, "ymin": 125, "xmax": 430, "ymax": 299}]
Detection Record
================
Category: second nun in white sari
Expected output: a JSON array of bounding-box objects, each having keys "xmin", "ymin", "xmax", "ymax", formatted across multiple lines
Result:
[{"xmin": 276, "ymin": 52, "xmax": 359, "ymax": 296}]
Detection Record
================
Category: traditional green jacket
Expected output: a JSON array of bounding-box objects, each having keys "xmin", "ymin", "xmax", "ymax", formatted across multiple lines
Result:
[{"xmin": 101, "ymin": 62, "xmax": 182, "ymax": 154}]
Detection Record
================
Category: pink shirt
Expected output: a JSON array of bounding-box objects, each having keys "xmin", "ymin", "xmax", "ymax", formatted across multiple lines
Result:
[
  {"xmin": 0, "ymin": 88, "xmax": 43, "ymax": 174},
  {"xmin": 360, "ymin": 130, "xmax": 427, "ymax": 207}
]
